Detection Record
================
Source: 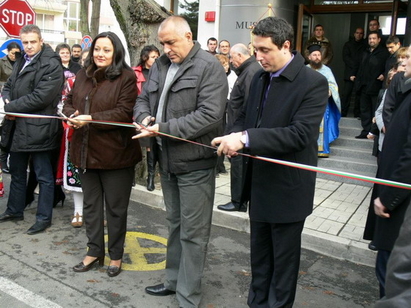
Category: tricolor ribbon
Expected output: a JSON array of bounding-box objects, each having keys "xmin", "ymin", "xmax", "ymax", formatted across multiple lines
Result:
[{"xmin": 2, "ymin": 111, "xmax": 410, "ymax": 190}]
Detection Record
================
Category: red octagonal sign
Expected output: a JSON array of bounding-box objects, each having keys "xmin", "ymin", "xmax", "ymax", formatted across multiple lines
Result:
[{"xmin": 0, "ymin": 0, "xmax": 36, "ymax": 38}]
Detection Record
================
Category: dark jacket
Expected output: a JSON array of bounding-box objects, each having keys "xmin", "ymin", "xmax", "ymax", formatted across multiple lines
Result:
[
  {"xmin": 63, "ymin": 67, "xmax": 141, "ymax": 170},
  {"xmin": 2, "ymin": 44, "xmax": 64, "ymax": 152},
  {"xmin": 364, "ymin": 79, "xmax": 411, "ymax": 251},
  {"xmin": 232, "ymin": 52, "xmax": 328, "ymax": 223},
  {"xmin": 342, "ymin": 38, "xmax": 367, "ymax": 80},
  {"xmin": 0, "ymin": 55, "xmax": 14, "ymax": 82},
  {"xmin": 355, "ymin": 43, "xmax": 390, "ymax": 95},
  {"xmin": 134, "ymin": 42, "xmax": 228, "ymax": 174},
  {"xmin": 226, "ymin": 56, "xmax": 261, "ymax": 133}
]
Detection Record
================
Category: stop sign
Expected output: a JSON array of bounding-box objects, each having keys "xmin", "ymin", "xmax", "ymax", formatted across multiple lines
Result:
[{"xmin": 0, "ymin": 0, "xmax": 36, "ymax": 38}]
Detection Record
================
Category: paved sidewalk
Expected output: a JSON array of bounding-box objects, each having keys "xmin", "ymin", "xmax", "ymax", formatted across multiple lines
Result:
[{"xmin": 131, "ymin": 168, "xmax": 376, "ymax": 268}]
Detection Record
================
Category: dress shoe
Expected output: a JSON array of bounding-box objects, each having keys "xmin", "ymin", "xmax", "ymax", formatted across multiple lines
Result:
[
  {"xmin": 368, "ymin": 242, "xmax": 377, "ymax": 251},
  {"xmin": 26, "ymin": 221, "xmax": 51, "ymax": 235},
  {"xmin": 355, "ymin": 134, "xmax": 368, "ymax": 139},
  {"xmin": 107, "ymin": 263, "xmax": 122, "ymax": 277},
  {"xmin": 217, "ymin": 202, "xmax": 247, "ymax": 212},
  {"xmin": 0, "ymin": 212, "xmax": 24, "ymax": 223},
  {"xmin": 145, "ymin": 283, "xmax": 176, "ymax": 296},
  {"xmin": 73, "ymin": 256, "xmax": 104, "ymax": 272}
]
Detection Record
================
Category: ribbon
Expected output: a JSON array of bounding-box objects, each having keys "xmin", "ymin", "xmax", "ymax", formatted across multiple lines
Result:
[{"xmin": 2, "ymin": 111, "xmax": 410, "ymax": 190}]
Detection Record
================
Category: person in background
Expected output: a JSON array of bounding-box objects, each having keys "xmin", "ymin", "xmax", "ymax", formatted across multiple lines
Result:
[
  {"xmin": 64, "ymin": 31, "xmax": 141, "ymax": 277},
  {"xmin": 384, "ymin": 36, "xmax": 402, "ymax": 85},
  {"xmin": 71, "ymin": 43, "xmax": 82, "ymax": 63},
  {"xmin": 341, "ymin": 27, "xmax": 367, "ymax": 117},
  {"xmin": 304, "ymin": 24, "xmax": 333, "ymax": 64},
  {"xmin": 0, "ymin": 25, "xmax": 64, "ymax": 235},
  {"xmin": 56, "ymin": 48, "xmax": 90, "ymax": 228},
  {"xmin": 354, "ymin": 30, "xmax": 389, "ymax": 139},
  {"xmin": 217, "ymin": 43, "xmax": 261, "ymax": 212},
  {"xmin": 132, "ymin": 45, "xmax": 160, "ymax": 191},
  {"xmin": 306, "ymin": 44, "xmax": 341, "ymax": 158},
  {"xmin": 133, "ymin": 16, "xmax": 227, "ymax": 307},
  {"xmin": 206, "ymin": 37, "xmax": 218, "ymax": 55},
  {"xmin": 0, "ymin": 42, "xmax": 22, "ymax": 174},
  {"xmin": 219, "ymin": 39, "xmax": 231, "ymax": 56},
  {"xmin": 212, "ymin": 16, "xmax": 328, "ymax": 307},
  {"xmin": 56, "ymin": 43, "xmax": 81, "ymax": 75}
]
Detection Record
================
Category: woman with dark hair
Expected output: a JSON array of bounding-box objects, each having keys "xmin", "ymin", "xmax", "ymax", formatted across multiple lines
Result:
[
  {"xmin": 132, "ymin": 45, "xmax": 160, "ymax": 191},
  {"xmin": 0, "ymin": 42, "xmax": 22, "ymax": 173},
  {"xmin": 63, "ymin": 32, "xmax": 142, "ymax": 277},
  {"xmin": 55, "ymin": 43, "xmax": 81, "ymax": 76}
]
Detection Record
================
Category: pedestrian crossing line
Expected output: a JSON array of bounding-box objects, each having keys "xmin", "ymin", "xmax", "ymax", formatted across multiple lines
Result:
[{"xmin": 0, "ymin": 277, "xmax": 62, "ymax": 308}]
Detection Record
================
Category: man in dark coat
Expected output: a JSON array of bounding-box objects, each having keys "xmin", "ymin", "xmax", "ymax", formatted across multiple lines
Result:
[
  {"xmin": 217, "ymin": 43, "xmax": 261, "ymax": 212},
  {"xmin": 354, "ymin": 31, "xmax": 389, "ymax": 138},
  {"xmin": 363, "ymin": 47, "xmax": 411, "ymax": 299},
  {"xmin": 0, "ymin": 25, "xmax": 64, "ymax": 234},
  {"xmin": 341, "ymin": 27, "xmax": 367, "ymax": 117},
  {"xmin": 212, "ymin": 16, "xmax": 328, "ymax": 307}
]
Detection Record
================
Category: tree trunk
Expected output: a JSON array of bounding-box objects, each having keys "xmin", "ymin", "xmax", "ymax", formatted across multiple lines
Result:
[
  {"xmin": 79, "ymin": 0, "xmax": 90, "ymax": 36},
  {"xmin": 109, "ymin": 0, "xmax": 171, "ymax": 66},
  {"xmin": 90, "ymin": 0, "xmax": 101, "ymax": 38}
]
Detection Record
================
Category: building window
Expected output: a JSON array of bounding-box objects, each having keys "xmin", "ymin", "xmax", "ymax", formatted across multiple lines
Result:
[
  {"xmin": 36, "ymin": 14, "xmax": 55, "ymax": 31},
  {"xmin": 64, "ymin": 1, "xmax": 80, "ymax": 32}
]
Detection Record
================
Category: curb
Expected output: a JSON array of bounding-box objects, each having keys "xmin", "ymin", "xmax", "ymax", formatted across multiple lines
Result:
[{"xmin": 130, "ymin": 184, "xmax": 375, "ymax": 267}]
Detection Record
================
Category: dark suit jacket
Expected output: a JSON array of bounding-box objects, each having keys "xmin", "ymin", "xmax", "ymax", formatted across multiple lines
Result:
[{"xmin": 232, "ymin": 52, "xmax": 328, "ymax": 224}]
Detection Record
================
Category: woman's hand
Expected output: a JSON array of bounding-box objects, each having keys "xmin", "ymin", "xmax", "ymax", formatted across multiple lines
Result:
[
  {"xmin": 132, "ymin": 116, "xmax": 158, "ymax": 139},
  {"xmin": 66, "ymin": 110, "xmax": 92, "ymax": 129}
]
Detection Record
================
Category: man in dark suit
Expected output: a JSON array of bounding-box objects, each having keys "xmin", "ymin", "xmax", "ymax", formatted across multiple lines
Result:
[
  {"xmin": 212, "ymin": 16, "xmax": 328, "ymax": 307},
  {"xmin": 364, "ymin": 47, "xmax": 411, "ymax": 299}
]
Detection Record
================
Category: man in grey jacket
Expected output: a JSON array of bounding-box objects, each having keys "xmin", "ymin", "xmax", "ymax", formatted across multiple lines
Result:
[
  {"xmin": 133, "ymin": 16, "xmax": 228, "ymax": 308},
  {"xmin": 0, "ymin": 25, "xmax": 64, "ymax": 234}
]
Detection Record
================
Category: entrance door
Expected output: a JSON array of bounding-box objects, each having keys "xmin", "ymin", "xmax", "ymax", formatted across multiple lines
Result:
[{"xmin": 296, "ymin": 4, "xmax": 312, "ymax": 53}]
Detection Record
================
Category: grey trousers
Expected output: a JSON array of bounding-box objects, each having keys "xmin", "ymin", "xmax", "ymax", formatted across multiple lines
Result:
[{"xmin": 160, "ymin": 167, "xmax": 215, "ymax": 308}]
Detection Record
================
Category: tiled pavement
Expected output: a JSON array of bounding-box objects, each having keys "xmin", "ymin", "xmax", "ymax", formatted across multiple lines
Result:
[{"xmin": 130, "ymin": 167, "xmax": 377, "ymax": 268}]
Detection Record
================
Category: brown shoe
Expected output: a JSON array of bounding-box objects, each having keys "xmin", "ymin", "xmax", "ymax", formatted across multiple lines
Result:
[{"xmin": 71, "ymin": 212, "xmax": 83, "ymax": 228}]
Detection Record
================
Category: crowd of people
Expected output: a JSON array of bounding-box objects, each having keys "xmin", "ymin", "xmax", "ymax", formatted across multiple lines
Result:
[{"xmin": 0, "ymin": 14, "xmax": 410, "ymax": 308}]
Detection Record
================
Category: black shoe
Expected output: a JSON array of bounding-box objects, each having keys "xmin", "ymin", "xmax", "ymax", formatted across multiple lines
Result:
[
  {"xmin": 73, "ymin": 256, "xmax": 105, "ymax": 272},
  {"xmin": 368, "ymin": 242, "xmax": 377, "ymax": 251},
  {"xmin": 145, "ymin": 283, "xmax": 176, "ymax": 296},
  {"xmin": 355, "ymin": 134, "xmax": 368, "ymax": 139},
  {"xmin": 53, "ymin": 186, "xmax": 66, "ymax": 207},
  {"xmin": 2, "ymin": 168, "xmax": 9, "ymax": 174},
  {"xmin": 107, "ymin": 263, "xmax": 122, "ymax": 277},
  {"xmin": 146, "ymin": 150, "xmax": 156, "ymax": 191},
  {"xmin": 26, "ymin": 221, "xmax": 51, "ymax": 235},
  {"xmin": 0, "ymin": 212, "xmax": 24, "ymax": 222},
  {"xmin": 146, "ymin": 174, "xmax": 155, "ymax": 191},
  {"xmin": 217, "ymin": 202, "xmax": 247, "ymax": 212}
]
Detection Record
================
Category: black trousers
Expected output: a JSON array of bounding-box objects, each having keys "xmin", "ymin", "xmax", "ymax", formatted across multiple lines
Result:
[
  {"xmin": 359, "ymin": 89, "xmax": 378, "ymax": 136},
  {"xmin": 79, "ymin": 166, "xmax": 134, "ymax": 260},
  {"xmin": 341, "ymin": 80, "xmax": 361, "ymax": 117},
  {"xmin": 248, "ymin": 219, "xmax": 305, "ymax": 308}
]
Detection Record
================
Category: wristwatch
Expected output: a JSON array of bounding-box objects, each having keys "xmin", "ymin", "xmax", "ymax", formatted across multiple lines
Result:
[{"xmin": 240, "ymin": 131, "xmax": 247, "ymax": 145}]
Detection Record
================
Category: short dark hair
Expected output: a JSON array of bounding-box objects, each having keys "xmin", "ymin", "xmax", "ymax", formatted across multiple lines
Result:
[
  {"xmin": 368, "ymin": 30, "xmax": 381, "ymax": 39},
  {"xmin": 72, "ymin": 44, "xmax": 82, "ymax": 49},
  {"xmin": 20, "ymin": 24, "xmax": 42, "ymax": 39},
  {"xmin": 386, "ymin": 36, "xmax": 400, "ymax": 45},
  {"xmin": 314, "ymin": 24, "xmax": 323, "ymax": 30},
  {"xmin": 55, "ymin": 43, "xmax": 71, "ymax": 54},
  {"xmin": 137, "ymin": 44, "xmax": 160, "ymax": 67},
  {"xmin": 85, "ymin": 31, "xmax": 131, "ymax": 80},
  {"xmin": 252, "ymin": 16, "xmax": 294, "ymax": 50},
  {"xmin": 7, "ymin": 42, "xmax": 21, "ymax": 52},
  {"xmin": 207, "ymin": 37, "xmax": 217, "ymax": 45}
]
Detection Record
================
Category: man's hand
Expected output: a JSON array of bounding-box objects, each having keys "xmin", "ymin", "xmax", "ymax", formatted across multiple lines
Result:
[
  {"xmin": 211, "ymin": 132, "xmax": 244, "ymax": 157},
  {"xmin": 374, "ymin": 197, "xmax": 390, "ymax": 218},
  {"xmin": 377, "ymin": 74, "xmax": 384, "ymax": 81},
  {"xmin": 132, "ymin": 116, "xmax": 158, "ymax": 139}
]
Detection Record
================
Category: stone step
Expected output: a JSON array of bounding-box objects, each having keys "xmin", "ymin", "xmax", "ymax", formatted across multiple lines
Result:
[
  {"xmin": 332, "ymin": 136, "xmax": 375, "ymax": 150},
  {"xmin": 330, "ymin": 146, "xmax": 375, "ymax": 162},
  {"xmin": 339, "ymin": 125, "xmax": 364, "ymax": 137},
  {"xmin": 317, "ymin": 156, "xmax": 377, "ymax": 186}
]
